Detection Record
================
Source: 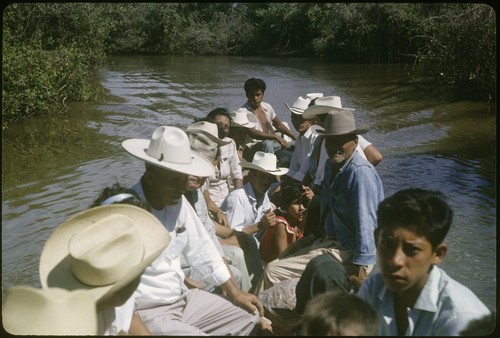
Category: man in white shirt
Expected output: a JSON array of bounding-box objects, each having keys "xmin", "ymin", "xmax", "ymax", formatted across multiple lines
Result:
[
  {"xmin": 122, "ymin": 126, "xmax": 264, "ymax": 335},
  {"xmin": 283, "ymin": 95, "xmax": 318, "ymax": 182},
  {"xmin": 241, "ymin": 78, "xmax": 296, "ymax": 164}
]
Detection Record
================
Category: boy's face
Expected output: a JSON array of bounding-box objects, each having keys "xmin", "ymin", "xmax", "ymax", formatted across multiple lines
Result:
[{"xmin": 375, "ymin": 226, "xmax": 447, "ymax": 297}]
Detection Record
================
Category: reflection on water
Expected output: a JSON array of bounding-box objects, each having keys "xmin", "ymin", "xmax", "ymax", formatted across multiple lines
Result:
[{"xmin": 2, "ymin": 56, "xmax": 496, "ymax": 311}]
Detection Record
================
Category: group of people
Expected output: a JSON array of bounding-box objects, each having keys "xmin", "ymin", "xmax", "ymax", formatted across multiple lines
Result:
[{"xmin": 3, "ymin": 78, "xmax": 493, "ymax": 336}]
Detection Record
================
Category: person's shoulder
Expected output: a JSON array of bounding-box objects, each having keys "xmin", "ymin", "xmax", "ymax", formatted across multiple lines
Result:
[{"xmin": 435, "ymin": 267, "xmax": 489, "ymax": 310}]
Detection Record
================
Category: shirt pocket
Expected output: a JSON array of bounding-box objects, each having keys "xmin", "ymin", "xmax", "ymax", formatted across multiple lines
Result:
[{"xmin": 164, "ymin": 227, "xmax": 188, "ymax": 259}]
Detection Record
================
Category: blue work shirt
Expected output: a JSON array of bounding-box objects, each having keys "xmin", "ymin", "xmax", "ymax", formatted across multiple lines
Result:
[{"xmin": 320, "ymin": 151, "xmax": 384, "ymax": 266}]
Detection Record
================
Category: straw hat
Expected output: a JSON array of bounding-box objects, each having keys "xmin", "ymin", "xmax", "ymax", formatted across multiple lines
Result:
[
  {"xmin": 231, "ymin": 108, "xmax": 257, "ymax": 128},
  {"xmin": 122, "ymin": 125, "xmax": 215, "ymax": 177},
  {"xmin": 242, "ymin": 151, "xmax": 289, "ymax": 176},
  {"xmin": 186, "ymin": 120, "xmax": 230, "ymax": 145},
  {"xmin": 315, "ymin": 110, "xmax": 369, "ymax": 136},
  {"xmin": 3, "ymin": 285, "xmax": 98, "ymax": 335},
  {"xmin": 284, "ymin": 96, "xmax": 311, "ymax": 115},
  {"xmin": 302, "ymin": 96, "xmax": 354, "ymax": 119},
  {"xmin": 39, "ymin": 204, "xmax": 171, "ymax": 302}
]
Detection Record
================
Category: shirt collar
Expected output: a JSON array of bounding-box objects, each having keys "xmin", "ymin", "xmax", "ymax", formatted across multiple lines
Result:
[{"xmin": 377, "ymin": 265, "xmax": 441, "ymax": 313}]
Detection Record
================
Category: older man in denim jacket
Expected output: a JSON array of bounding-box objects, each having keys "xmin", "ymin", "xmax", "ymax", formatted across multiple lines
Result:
[{"xmin": 253, "ymin": 109, "xmax": 383, "ymax": 296}]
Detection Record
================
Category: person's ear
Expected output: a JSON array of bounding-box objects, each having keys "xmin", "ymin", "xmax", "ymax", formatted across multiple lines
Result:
[{"xmin": 432, "ymin": 243, "xmax": 448, "ymax": 265}]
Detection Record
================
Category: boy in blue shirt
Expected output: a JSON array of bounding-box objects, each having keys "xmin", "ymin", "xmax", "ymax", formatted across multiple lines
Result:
[{"xmin": 358, "ymin": 188, "xmax": 491, "ymax": 336}]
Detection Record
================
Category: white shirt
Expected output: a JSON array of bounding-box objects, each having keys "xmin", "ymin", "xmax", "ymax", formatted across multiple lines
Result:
[
  {"xmin": 313, "ymin": 134, "xmax": 372, "ymax": 187},
  {"xmin": 132, "ymin": 181, "xmax": 230, "ymax": 307},
  {"xmin": 221, "ymin": 182, "xmax": 272, "ymax": 233},
  {"xmin": 208, "ymin": 138, "xmax": 243, "ymax": 206},
  {"xmin": 286, "ymin": 126, "xmax": 318, "ymax": 182},
  {"xmin": 242, "ymin": 101, "xmax": 276, "ymax": 149},
  {"xmin": 358, "ymin": 266, "xmax": 491, "ymax": 336}
]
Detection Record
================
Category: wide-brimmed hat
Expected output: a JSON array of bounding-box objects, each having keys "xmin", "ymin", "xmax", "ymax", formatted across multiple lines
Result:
[
  {"xmin": 242, "ymin": 151, "xmax": 289, "ymax": 176},
  {"xmin": 231, "ymin": 108, "xmax": 257, "ymax": 129},
  {"xmin": 39, "ymin": 204, "xmax": 171, "ymax": 302},
  {"xmin": 122, "ymin": 125, "xmax": 215, "ymax": 177},
  {"xmin": 315, "ymin": 110, "xmax": 369, "ymax": 136},
  {"xmin": 186, "ymin": 120, "xmax": 230, "ymax": 145},
  {"xmin": 302, "ymin": 96, "xmax": 354, "ymax": 119},
  {"xmin": 284, "ymin": 96, "xmax": 311, "ymax": 115},
  {"xmin": 3, "ymin": 286, "xmax": 98, "ymax": 335}
]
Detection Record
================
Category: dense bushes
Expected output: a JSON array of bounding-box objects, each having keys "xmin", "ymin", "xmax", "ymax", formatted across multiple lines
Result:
[{"xmin": 2, "ymin": 3, "xmax": 496, "ymax": 127}]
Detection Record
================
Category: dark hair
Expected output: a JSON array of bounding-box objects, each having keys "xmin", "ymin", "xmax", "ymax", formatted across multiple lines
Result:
[
  {"xmin": 244, "ymin": 78, "xmax": 266, "ymax": 94},
  {"xmin": 206, "ymin": 107, "xmax": 231, "ymax": 122},
  {"xmin": 279, "ymin": 180, "xmax": 306, "ymax": 210},
  {"xmin": 301, "ymin": 291, "xmax": 380, "ymax": 336},
  {"xmin": 90, "ymin": 182, "xmax": 149, "ymax": 211},
  {"xmin": 377, "ymin": 188, "xmax": 453, "ymax": 248}
]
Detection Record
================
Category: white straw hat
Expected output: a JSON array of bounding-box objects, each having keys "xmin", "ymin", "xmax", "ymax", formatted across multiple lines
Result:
[
  {"xmin": 122, "ymin": 125, "xmax": 215, "ymax": 177},
  {"xmin": 302, "ymin": 96, "xmax": 354, "ymax": 119},
  {"xmin": 231, "ymin": 108, "xmax": 257, "ymax": 128},
  {"xmin": 3, "ymin": 286, "xmax": 98, "ymax": 335},
  {"xmin": 39, "ymin": 204, "xmax": 171, "ymax": 302},
  {"xmin": 186, "ymin": 120, "xmax": 230, "ymax": 145},
  {"xmin": 242, "ymin": 151, "xmax": 289, "ymax": 176},
  {"xmin": 284, "ymin": 96, "xmax": 311, "ymax": 115}
]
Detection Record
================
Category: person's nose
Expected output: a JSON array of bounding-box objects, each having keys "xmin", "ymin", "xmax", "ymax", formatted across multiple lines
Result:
[{"xmin": 390, "ymin": 246, "xmax": 405, "ymax": 268}]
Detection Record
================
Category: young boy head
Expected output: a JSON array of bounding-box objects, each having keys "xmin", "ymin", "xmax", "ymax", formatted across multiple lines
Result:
[
  {"xmin": 301, "ymin": 291, "xmax": 379, "ymax": 336},
  {"xmin": 375, "ymin": 188, "xmax": 453, "ymax": 295}
]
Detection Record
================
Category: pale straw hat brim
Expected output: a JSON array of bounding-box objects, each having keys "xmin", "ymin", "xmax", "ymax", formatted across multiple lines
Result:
[
  {"xmin": 242, "ymin": 162, "xmax": 289, "ymax": 176},
  {"xmin": 122, "ymin": 138, "xmax": 215, "ymax": 177},
  {"xmin": 302, "ymin": 105, "xmax": 355, "ymax": 120},
  {"xmin": 39, "ymin": 204, "xmax": 171, "ymax": 302}
]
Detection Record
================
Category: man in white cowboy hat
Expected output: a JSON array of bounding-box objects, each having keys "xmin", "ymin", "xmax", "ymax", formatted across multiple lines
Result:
[
  {"xmin": 221, "ymin": 151, "xmax": 289, "ymax": 239},
  {"xmin": 38, "ymin": 204, "xmax": 172, "ymax": 335},
  {"xmin": 283, "ymin": 94, "xmax": 320, "ymax": 183},
  {"xmin": 241, "ymin": 78, "xmax": 296, "ymax": 163},
  {"xmin": 122, "ymin": 125, "xmax": 263, "ymax": 335},
  {"xmin": 252, "ymin": 109, "xmax": 384, "ymax": 296}
]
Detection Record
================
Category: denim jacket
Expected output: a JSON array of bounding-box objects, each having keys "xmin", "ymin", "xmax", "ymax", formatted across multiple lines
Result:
[{"xmin": 320, "ymin": 151, "xmax": 384, "ymax": 266}]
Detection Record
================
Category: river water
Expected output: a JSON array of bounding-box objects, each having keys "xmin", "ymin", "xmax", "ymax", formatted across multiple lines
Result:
[{"xmin": 2, "ymin": 55, "xmax": 496, "ymax": 312}]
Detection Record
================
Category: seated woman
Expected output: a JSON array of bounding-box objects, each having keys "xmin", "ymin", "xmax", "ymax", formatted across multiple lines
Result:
[{"xmin": 259, "ymin": 180, "xmax": 306, "ymax": 264}]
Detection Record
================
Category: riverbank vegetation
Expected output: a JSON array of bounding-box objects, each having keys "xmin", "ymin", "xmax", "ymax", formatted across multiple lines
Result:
[{"xmin": 2, "ymin": 3, "xmax": 495, "ymax": 128}]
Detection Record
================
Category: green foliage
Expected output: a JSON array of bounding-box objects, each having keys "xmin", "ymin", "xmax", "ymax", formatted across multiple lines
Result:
[
  {"xmin": 412, "ymin": 4, "xmax": 496, "ymax": 100},
  {"xmin": 2, "ymin": 2, "xmax": 496, "ymax": 128}
]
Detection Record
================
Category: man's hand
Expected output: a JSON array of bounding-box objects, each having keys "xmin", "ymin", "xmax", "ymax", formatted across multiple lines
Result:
[
  {"xmin": 216, "ymin": 211, "xmax": 230, "ymax": 228},
  {"xmin": 258, "ymin": 209, "xmax": 277, "ymax": 230},
  {"xmin": 344, "ymin": 263, "xmax": 369, "ymax": 290},
  {"xmin": 184, "ymin": 277, "xmax": 204, "ymax": 290},
  {"xmin": 275, "ymin": 135, "xmax": 289, "ymax": 149},
  {"xmin": 231, "ymin": 290, "xmax": 265, "ymax": 317}
]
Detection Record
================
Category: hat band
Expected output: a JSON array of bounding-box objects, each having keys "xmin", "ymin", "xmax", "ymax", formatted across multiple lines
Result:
[{"xmin": 100, "ymin": 193, "xmax": 135, "ymax": 205}]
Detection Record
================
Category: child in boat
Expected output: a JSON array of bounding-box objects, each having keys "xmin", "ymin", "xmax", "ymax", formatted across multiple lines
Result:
[{"xmin": 259, "ymin": 179, "xmax": 306, "ymax": 264}]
